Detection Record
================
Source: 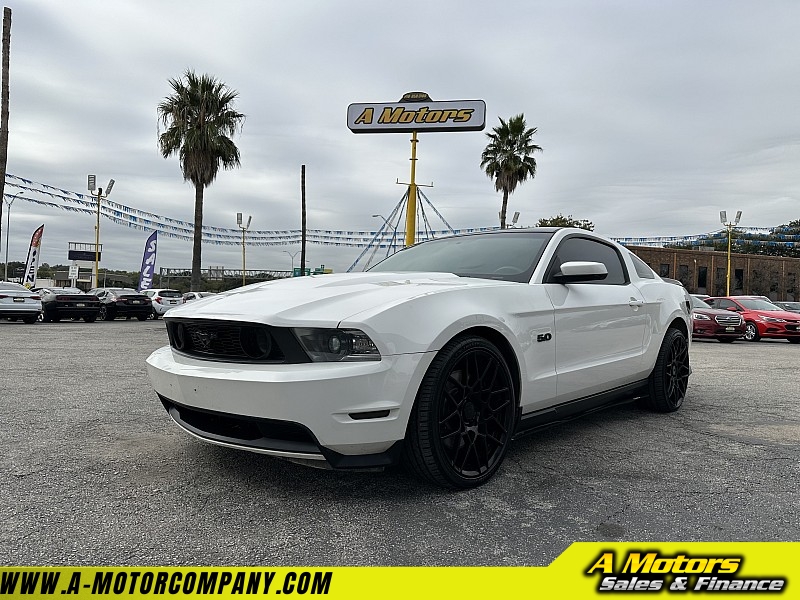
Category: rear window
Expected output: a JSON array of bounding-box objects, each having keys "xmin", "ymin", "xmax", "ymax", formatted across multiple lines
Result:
[{"xmin": 158, "ymin": 290, "xmax": 182, "ymax": 298}]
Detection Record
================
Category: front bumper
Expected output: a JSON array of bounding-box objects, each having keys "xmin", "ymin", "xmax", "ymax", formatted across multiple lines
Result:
[
  {"xmin": 146, "ymin": 345, "xmax": 432, "ymax": 465},
  {"xmin": 692, "ymin": 323, "xmax": 745, "ymax": 338},
  {"xmin": 754, "ymin": 321, "xmax": 800, "ymax": 339}
]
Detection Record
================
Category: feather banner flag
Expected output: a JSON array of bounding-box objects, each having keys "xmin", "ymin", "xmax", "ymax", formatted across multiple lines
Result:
[
  {"xmin": 22, "ymin": 225, "xmax": 45, "ymax": 289},
  {"xmin": 137, "ymin": 231, "xmax": 158, "ymax": 291}
]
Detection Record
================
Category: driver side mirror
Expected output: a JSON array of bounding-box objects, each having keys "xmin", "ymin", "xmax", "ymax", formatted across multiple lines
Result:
[{"xmin": 552, "ymin": 261, "xmax": 609, "ymax": 284}]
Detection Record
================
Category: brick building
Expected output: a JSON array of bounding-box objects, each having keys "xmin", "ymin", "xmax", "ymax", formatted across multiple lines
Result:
[{"xmin": 626, "ymin": 246, "xmax": 800, "ymax": 301}]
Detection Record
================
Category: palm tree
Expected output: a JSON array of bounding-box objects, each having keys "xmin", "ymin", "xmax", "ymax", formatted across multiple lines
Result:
[
  {"xmin": 158, "ymin": 70, "xmax": 245, "ymax": 290},
  {"xmin": 480, "ymin": 114, "xmax": 542, "ymax": 229}
]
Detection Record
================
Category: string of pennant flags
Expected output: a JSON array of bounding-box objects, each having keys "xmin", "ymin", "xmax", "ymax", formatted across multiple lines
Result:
[{"xmin": 4, "ymin": 173, "xmax": 798, "ymax": 248}]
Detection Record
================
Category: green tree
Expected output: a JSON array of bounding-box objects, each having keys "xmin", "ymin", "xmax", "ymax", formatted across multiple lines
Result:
[
  {"xmin": 536, "ymin": 213, "xmax": 594, "ymax": 231},
  {"xmin": 158, "ymin": 70, "xmax": 245, "ymax": 290},
  {"xmin": 480, "ymin": 114, "xmax": 542, "ymax": 229}
]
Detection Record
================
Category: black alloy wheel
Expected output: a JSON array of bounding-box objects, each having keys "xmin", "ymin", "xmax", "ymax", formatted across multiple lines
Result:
[
  {"xmin": 404, "ymin": 336, "xmax": 516, "ymax": 489},
  {"xmin": 644, "ymin": 328, "xmax": 690, "ymax": 413},
  {"xmin": 99, "ymin": 305, "xmax": 113, "ymax": 321}
]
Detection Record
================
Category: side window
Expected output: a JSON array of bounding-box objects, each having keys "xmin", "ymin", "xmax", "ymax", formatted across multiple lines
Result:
[
  {"xmin": 630, "ymin": 254, "xmax": 656, "ymax": 279},
  {"xmin": 718, "ymin": 299, "xmax": 736, "ymax": 310},
  {"xmin": 546, "ymin": 237, "xmax": 628, "ymax": 285}
]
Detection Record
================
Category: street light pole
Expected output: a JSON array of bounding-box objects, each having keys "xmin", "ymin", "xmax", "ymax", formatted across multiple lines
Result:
[
  {"xmin": 237, "ymin": 212, "xmax": 252, "ymax": 287},
  {"xmin": 88, "ymin": 175, "xmax": 114, "ymax": 288},
  {"xmin": 283, "ymin": 250, "xmax": 299, "ymax": 272},
  {"xmin": 3, "ymin": 191, "xmax": 23, "ymax": 281},
  {"xmin": 719, "ymin": 210, "xmax": 742, "ymax": 296}
]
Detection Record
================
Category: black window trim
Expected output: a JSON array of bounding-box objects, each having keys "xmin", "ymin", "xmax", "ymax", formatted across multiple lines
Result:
[{"xmin": 543, "ymin": 233, "xmax": 631, "ymax": 285}]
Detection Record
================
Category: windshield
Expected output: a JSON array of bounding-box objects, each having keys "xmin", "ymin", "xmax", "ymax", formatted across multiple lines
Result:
[
  {"xmin": 368, "ymin": 231, "xmax": 553, "ymax": 283},
  {"xmin": 738, "ymin": 298, "xmax": 782, "ymax": 311},
  {"xmin": 690, "ymin": 296, "xmax": 712, "ymax": 309}
]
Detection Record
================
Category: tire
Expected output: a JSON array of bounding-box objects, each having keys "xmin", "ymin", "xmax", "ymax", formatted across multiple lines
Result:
[
  {"xmin": 136, "ymin": 315, "xmax": 148, "ymax": 321},
  {"xmin": 83, "ymin": 315, "xmax": 97, "ymax": 323},
  {"xmin": 99, "ymin": 305, "xmax": 113, "ymax": 321},
  {"xmin": 37, "ymin": 311, "xmax": 46, "ymax": 322},
  {"xmin": 150, "ymin": 309, "xmax": 159, "ymax": 320},
  {"xmin": 716, "ymin": 337, "xmax": 736, "ymax": 343},
  {"xmin": 403, "ymin": 335, "xmax": 516, "ymax": 489},
  {"xmin": 22, "ymin": 315, "xmax": 37, "ymax": 324},
  {"xmin": 743, "ymin": 322, "xmax": 760, "ymax": 342},
  {"xmin": 643, "ymin": 328, "xmax": 689, "ymax": 413},
  {"xmin": 787, "ymin": 338, "xmax": 800, "ymax": 344}
]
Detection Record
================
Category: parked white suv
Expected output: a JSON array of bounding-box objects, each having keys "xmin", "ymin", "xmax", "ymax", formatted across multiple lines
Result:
[{"xmin": 141, "ymin": 288, "xmax": 184, "ymax": 319}]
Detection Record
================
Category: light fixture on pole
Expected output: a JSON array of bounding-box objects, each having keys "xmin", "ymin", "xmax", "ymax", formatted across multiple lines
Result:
[
  {"xmin": 4, "ymin": 191, "xmax": 24, "ymax": 281},
  {"xmin": 237, "ymin": 212, "xmax": 252, "ymax": 287},
  {"xmin": 88, "ymin": 175, "xmax": 115, "ymax": 288},
  {"xmin": 283, "ymin": 250, "xmax": 300, "ymax": 272},
  {"xmin": 372, "ymin": 214, "xmax": 391, "ymax": 228},
  {"xmin": 719, "ymin": 210, "xmax": 742, "ymax": 296}
]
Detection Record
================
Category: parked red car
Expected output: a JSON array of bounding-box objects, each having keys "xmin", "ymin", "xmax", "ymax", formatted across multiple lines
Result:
[
  {"xmin": 689, "ymin": 295, "xmax": 745, "ymax": 342},
  {"xmin": 704, "ymin": 296, "xmax": 800, "ymax": 343}
]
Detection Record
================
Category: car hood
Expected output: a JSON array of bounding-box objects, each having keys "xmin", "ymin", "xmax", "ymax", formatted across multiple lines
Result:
[
  {"xmin": 166, "ymin": 272, "xmax": 514, "ymax": 327},
  {"xmin": 695, "ymin": 307, "xmax": 742, "ymax": 317},
  {"xmin": 750, "ymin": 309, "xmax": 800, "ymax": 320}
]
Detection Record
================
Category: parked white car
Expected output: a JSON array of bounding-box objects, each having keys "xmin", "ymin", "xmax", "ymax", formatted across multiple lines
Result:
[
  {"xmin": 141, "ymin": 288, "xmax": 184, "ymax": 319},
  {"xmin": 146, "ymin": 228, "xmax": 692, "ymax": 488},
  {"xmin": 0, "ymin": 281, "xmax": 41, "ymax": 324}
]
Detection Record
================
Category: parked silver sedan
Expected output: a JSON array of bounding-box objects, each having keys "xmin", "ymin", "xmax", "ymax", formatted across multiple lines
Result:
[{"xmin": 0, "ymin": 281, "xmax": 42, "ymax": 323}]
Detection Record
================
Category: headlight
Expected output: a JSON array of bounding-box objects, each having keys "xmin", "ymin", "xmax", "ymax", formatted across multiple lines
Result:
[
  {"xmin": 692, "ymin": 312, "xmax": 711, "ymax": 320},
  {"xmin": 293, "ymin": 328, "xmax": 381, "ymax": 362},
  {"xmin": 760, "ymin": 315, "xmax": 786, "ymax": 323}
]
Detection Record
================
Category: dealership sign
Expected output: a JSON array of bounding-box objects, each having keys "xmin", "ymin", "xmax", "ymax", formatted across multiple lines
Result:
[{"xmin": 347, "ymin": 94, "xmax": 486, "ymax": 133}]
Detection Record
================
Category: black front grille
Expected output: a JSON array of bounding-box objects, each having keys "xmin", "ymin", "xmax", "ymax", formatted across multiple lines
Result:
[
  {"xmin": 165, "ymin": 318, "xmax": 310, "ymax": 364},
  {"xmin": 159, "ymin": 395, "xmax": 321, "ymax": 455}
]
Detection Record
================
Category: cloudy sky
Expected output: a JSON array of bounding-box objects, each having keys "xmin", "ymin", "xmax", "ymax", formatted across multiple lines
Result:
[{"xmin": 2, "ymin": 0, "xmax": 799, "ymax": 276}]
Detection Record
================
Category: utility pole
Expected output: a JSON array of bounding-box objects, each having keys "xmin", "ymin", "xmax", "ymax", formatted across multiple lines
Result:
[
  {"xmin": 300, "ymin": 164, "xmax": 306, "ymax": 276},
  {"xmin": 0, "ymin": 8, "xmax": 13, "ymax": 258}
]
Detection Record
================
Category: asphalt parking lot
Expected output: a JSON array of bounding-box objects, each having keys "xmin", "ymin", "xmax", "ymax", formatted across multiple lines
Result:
[{"xmin": 1, "ymin": 320, "xmax": 798, "ymax": 566}]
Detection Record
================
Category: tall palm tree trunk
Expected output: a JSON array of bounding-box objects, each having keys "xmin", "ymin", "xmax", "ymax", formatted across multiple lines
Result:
[
  {"xmin": 500, "ymin": 189, "xmax": 509, "ymax": 229},
  {"xmin": 191, "ymin": 183, "xmax": 204, "ymax": 290}
]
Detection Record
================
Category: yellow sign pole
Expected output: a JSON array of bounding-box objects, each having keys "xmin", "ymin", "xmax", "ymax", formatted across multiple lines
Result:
[{"xmin": 404, "ymin": 131, "xmax": 418, "ymax": 247}]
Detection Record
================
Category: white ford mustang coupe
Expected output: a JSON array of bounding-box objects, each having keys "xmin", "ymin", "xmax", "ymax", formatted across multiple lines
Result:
[{"xmin": 146, "ymin": 228, "xmax": 691, "ymax": 488}]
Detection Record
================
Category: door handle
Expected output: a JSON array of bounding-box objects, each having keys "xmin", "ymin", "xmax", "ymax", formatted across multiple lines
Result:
[{"xmin": 628, "ymin": 299, "xmax": 644, "ymax": 307}]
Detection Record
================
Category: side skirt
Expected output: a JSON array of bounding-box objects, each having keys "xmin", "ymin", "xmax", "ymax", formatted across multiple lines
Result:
[{"xmin": 513, "ymin": 379, "xmax": 649, "ymax": 439}]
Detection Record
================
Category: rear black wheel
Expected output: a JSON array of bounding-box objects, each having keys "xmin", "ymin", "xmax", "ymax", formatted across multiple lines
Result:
[
  {"xmin": 84, "ymin": 315, "xmax": 97, "ymax": 323},
  {"xmin": 403, "ymin": 336, "xmax": 516, "ymax": 489},
  {"xmin": 716, "ymin": 337, "xmax": 736, "ymax": 343},
  {"xmin": 643, "ymin": 328, "xmax": 689, "ymax": 413},
  {"xmin": 788, "ymin": 338, "xmax": 800, "ymax": 344},
  {"xmin": 99, "ymin": 305, "xmax": 113, "ymax": 321},
  {"xmin": 22, "ymin": 315, "xmax": 37, "ymax": 324},
  {"xmin": 136, "ymin": 315, "xmax": 148, "ymax": 321}
]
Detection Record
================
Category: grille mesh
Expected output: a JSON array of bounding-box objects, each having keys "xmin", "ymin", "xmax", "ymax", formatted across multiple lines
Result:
[{"xmin": 166, "ymin": 319, "xmax": 290, "ymax": 363}]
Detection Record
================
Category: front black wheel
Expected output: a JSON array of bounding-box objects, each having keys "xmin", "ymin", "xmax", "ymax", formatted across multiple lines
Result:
[
  {"xmin": 743, "ymin": 322, "xmax": 760, "ymax": 342},
  {"xmin": 787, "ymin": 338, "xmax": 800, "ymax": 344},
  {"xmin": 716, "ymin": 337, "xmax": 736, "ymax": 343},
  {"xmin": 404, "ymin": 336, "xmax": 516, "ymax": 489},
  {"xmin": 643, "ymin": 327, "xmax": 689, "ymax": 413}
]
